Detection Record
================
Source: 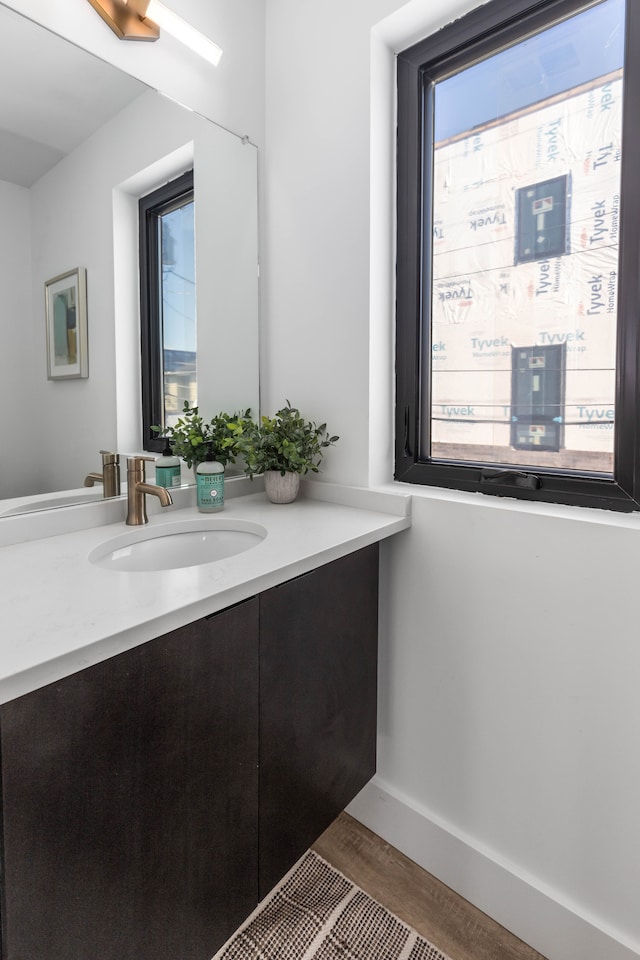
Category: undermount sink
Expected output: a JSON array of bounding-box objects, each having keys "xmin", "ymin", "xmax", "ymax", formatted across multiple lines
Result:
[{"xmin": 89, "ymin": 517, "xmax": 267, "ymax": 572}]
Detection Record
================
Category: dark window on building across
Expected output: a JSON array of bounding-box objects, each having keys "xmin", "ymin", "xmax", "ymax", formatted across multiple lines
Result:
[
  {"xmin": 510, "ymin": 344, "xmax": 565, "ymax": 452},
  {"xmin": 514, "ymin": 176, "xmax": 569, "ymax": 264},
  {"xmin": 139, "ymin": 170, "xmax": 196, "ymax": 453},
  {"xmin": 395, "ymin": 0, "xmax": 640, "ymax": 510}
]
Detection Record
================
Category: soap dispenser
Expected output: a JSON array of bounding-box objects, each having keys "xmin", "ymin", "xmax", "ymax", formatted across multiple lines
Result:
[
  {"xmin": 155, "ymin": 442, "xmax": 181, "ymax": 489},
  {"xmin": 196, "ymin": 453, "xmax": 224, "ymax": 512}
]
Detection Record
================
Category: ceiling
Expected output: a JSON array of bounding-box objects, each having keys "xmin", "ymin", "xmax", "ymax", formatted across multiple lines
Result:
[{"xmin": 0, "ymin": 3, "xmax": 147, "ymax": 187}]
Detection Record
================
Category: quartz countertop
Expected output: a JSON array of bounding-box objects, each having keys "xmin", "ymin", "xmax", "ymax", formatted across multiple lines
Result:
[{"xmin": 0, "ymin": 483, "xmax": 411, "ymax": 704}]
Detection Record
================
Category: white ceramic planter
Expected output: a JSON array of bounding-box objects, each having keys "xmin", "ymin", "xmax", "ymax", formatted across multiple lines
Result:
[{"xmin": 264, "ymin": 471, "xmax": 301, "ymax": 504}]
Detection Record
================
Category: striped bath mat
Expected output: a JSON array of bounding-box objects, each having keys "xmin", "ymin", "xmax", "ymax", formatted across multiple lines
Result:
[{"xmin": 213, "ymin": 850, "xmax": 451, "ymax": 960}]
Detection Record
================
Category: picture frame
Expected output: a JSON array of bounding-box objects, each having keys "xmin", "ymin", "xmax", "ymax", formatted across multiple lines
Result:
[{"xmin": 45, "ymin": 267, "xmax": 88, "ymax": 380}]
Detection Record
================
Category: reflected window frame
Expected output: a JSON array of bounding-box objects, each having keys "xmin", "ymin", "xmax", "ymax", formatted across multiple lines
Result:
[
  {"xmin": 395, "ymin": 0, "xmax": 640, "ymax": 511},
  {"xmin": 139, "ymin": 169, "xmax": 195, "ymax": 454}
]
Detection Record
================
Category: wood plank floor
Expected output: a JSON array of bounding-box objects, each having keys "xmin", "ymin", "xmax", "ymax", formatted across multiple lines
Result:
[{"xmin": 312, "ymin": 812, "xmax": 548, "ymax": 960}]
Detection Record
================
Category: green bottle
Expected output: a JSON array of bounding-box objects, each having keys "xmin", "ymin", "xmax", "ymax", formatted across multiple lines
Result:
[
  {"xmin": 155, "ymin": 442, "xmax": 181, "ymax": 489},
  {"xmin": 196, "ymin": 454, "xmax": 224, "ymax": 512}
]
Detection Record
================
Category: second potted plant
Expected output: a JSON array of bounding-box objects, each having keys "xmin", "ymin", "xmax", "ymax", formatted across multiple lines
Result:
[
  {"xmin": 240, "ymin": 401, "xmax": 338, "ymax": 503},
  {"xmin": 152, "ymin": 401, "xmax": 252, "ymax": 471},
  {"xmin": 152, "ymin": 402, "xmax": 252, "ymax": 511}
]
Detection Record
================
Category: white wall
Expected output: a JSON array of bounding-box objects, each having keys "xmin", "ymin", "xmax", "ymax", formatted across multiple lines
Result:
[
  {"xmin": 264, "ymin": 2, "xmax": 640, "ymax": 960},
  {"xmin": 263, "ymin": 0, "xmax": 396, "ymax": 470},
  {"xmin": 0, "ymin": 182, "xmax": 39, "ymax": 497}
]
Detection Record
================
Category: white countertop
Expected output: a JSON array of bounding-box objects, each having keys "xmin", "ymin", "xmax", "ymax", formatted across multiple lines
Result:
[{"xmin": 0, "ymin": 483, "xmax": 411, "ymax": 704}]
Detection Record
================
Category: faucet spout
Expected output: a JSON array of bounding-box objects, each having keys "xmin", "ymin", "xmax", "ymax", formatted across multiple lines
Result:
[
  {"xmin": 136, "ymin": 482, "xmax": 173, "ymax": 508},
  {"xmin": 84, "ymin": 451, "xmax": 121, "ymax": 498},
  {"xmin": 126, "ymin": 456, "xmax": 173, "ymax": 525}
]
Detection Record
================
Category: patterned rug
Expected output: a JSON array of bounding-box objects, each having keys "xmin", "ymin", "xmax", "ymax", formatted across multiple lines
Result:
[{"xmin": 212, "ymin": 850, "xmax": 452, "ymax": 960}]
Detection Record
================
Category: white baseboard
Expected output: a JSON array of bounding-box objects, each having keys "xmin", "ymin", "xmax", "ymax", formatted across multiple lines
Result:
[{"xmin": 347, "ymin": 777, "xmax": 640, "ymax": 960}]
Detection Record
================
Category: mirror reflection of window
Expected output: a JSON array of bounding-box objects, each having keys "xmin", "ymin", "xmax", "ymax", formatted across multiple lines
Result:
[
  {"xmin": 427, "ymin": 0, "xmax": 623, "ymax": 475},
  {"xmin": 159, "ymin": 198, "xmax": 197, "ymax": 428},
  {"xmin": 139, "ymin": 170, "xmax": 196, "ymax": 447}
]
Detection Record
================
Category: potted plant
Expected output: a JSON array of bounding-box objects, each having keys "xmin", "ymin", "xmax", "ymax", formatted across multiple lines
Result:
[
  {"xmin": 240, "ymin": 401, "xmax": 338, "ymax": 503},
  {"xmin": 152, "ymin": 402, "xmax": 252, "ymax": 471}
]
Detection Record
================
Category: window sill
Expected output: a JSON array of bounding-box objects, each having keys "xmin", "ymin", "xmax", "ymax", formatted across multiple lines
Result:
[{"xmin": 374, "ymin": 478, "xmax": 640, "ymax": 531}]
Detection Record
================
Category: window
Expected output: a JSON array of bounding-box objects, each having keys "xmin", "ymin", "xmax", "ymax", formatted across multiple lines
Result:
[
  {"xmin": 139, "ymin": 170, "xmax": 196, "ymax": 452},
  {"xmin": 395, "ymin": 0, "xmax": 640, "ymax": 510}
]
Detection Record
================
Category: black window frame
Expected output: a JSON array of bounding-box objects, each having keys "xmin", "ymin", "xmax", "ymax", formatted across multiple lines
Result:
[
  {"xmin": 139, "ymin": 169, "xmax": 194, "ymax": 453},
  {"xmin": 395, "ymin": 0, "xmax": 640, "ymax": 511}
]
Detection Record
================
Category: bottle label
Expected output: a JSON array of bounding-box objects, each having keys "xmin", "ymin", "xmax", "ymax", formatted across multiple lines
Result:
[
  {"xmin": 156, "ymin": 465, "xmax": 181, "ymax": 488},
  {"xmin": 197, "ymin": 472, "xmax": 224, "ymax": 510}
]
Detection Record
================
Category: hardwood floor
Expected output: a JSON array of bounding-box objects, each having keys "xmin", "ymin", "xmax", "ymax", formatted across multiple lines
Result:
[{"xmin": 312, "ymin": 812, "xmax": 548, "ymax": 960}]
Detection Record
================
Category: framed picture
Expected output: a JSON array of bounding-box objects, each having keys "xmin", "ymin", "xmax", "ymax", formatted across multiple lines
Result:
[{"xmin": 45, "ymin": 267, "xmax": 88, "ymax": 380}]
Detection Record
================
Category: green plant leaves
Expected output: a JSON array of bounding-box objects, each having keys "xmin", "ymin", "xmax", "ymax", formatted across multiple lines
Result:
[
  {"xmin": 151, "ymin": 402, "xmax": 253, "ymax": 469},
  {"xmin": 153, "ymin": 401, "xmax": 338, "ymax": 476},
  {"xmin": 238, "ymin": 401, "xmax": 338, "ymax": 477}
]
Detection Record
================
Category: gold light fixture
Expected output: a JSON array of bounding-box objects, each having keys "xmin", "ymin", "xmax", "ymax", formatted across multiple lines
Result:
[{"xmin": 86, "ymin": 0, "xmax": 223, "ymax": 65}]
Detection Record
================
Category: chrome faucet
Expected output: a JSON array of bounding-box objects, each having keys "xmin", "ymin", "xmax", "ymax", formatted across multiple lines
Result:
[
  {"xmin": 84, "ymin": 450, "xmax": 121, "ymax": 498},
  {"xmin": 126, "ymin": 455, "xmax": 173, "ymax": 525}
]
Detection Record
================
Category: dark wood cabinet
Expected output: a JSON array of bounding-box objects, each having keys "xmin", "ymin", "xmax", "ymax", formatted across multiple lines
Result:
[
  {"xmin": 0, "ymin": 600, "xmax": 259, "ymax": 960},
  {"xmin": 0, "ymin": 545, "xmax": 379, "ymax": 960},
  {"xmin": 259, "ymin": 543, "xmax": 379, "ymax": 896}
]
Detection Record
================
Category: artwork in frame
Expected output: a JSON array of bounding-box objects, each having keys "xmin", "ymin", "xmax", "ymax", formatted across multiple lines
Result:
[{"xmin": 45, "ymin": 267, "xmax": 88, "ymax": 380}]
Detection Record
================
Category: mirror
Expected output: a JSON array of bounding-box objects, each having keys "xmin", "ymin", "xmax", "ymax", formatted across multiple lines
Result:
[{"xmin": 0, "ymin": 3, "xmax": 259, "ymax": 517}]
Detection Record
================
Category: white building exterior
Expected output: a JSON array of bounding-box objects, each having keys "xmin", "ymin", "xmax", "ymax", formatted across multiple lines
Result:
[{"xmin": 431, "ymin": 70, "xmax": 622, "ymax": 470}]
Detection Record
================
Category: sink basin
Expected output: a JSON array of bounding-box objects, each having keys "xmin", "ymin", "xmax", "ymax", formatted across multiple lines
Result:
[{"xmin": 89, "ymin": 517, "xmax": 267, "ymax": 571}]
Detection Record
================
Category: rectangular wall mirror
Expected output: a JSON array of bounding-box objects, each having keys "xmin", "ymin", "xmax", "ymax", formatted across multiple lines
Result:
[{"xmin": 0, "ymin": 2, "xmax": 259, "ymax": 518}]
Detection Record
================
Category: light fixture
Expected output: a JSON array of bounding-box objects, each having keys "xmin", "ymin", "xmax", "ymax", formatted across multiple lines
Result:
[{"xmin": 86, "ymin": 0, "xmax": 223, "ymax": 66}]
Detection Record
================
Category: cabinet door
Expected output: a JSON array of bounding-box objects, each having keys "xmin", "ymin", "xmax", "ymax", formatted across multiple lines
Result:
[
  {"xmin": 259, "ymin": 544, "xmax": 379, "ymax": 897},
  {"xmin": 0, "ymin": 599, "xmax": 259, "ymax": 960}
]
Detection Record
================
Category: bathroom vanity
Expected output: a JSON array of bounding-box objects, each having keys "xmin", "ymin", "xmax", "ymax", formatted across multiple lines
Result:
[{"xmin": 0, "ymin": 485, "xmax": 410, "ymax": 960}]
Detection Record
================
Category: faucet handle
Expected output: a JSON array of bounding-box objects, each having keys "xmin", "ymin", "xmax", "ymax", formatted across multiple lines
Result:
[
  {"xmin": 126, "ymin": 454, "xmax": 155, "ymax": 477},
  {"xmin": 99, "ymin": 449, "xmax": 119, "ymax": 465}
]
